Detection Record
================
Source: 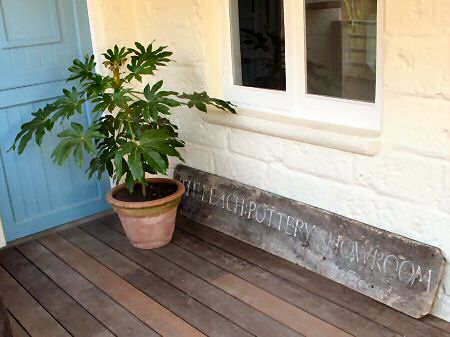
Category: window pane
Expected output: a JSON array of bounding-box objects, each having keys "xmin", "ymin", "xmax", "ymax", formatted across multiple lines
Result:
[
  {"xmin": 231, "ymin": 0, "xmax": 286, "ymax": 91},
  {"xmin": 305, "ymin": 0, "xmax": 377, "ymax": 102}
]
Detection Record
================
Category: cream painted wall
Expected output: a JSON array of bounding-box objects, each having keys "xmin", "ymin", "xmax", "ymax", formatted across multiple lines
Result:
[
  {"xmin": 86, "ymin": 0, "xmax": 141, "ymax": 70},
  {"xmin": 87, "ymin": 0, "xmax": 450, "ymax": 320},
  {"xmin": 0, "ymin": 218, "xmax": 5, "ymax": 247}
]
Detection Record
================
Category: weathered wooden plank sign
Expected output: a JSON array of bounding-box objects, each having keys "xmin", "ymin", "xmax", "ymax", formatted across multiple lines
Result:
[{"xmin": 174, "ymin": 165, "xmax": 446, "ymax": 318}]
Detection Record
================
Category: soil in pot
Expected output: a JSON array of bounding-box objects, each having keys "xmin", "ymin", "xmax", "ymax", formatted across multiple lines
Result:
[{"xmin": 113, "ymin": 182, "xmax": 178, "ymax": 203}]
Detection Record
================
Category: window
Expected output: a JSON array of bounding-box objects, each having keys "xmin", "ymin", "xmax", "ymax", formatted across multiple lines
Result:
[
  {"xmin": 223, "ymin": 0, "xmax": 382, "ymax": 131},
  {"xmin": 233, "ymin": 0, "xmax": 286, "ymax": 90},
  {"xmin": 305, "ymin": 0, "xmax": 377, "ymax": 102}
]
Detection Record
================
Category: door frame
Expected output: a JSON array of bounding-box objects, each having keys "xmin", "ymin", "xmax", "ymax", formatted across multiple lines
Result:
[{"xmin": 0, "ymin": 0, "xmax": 105, "ymax": 246}]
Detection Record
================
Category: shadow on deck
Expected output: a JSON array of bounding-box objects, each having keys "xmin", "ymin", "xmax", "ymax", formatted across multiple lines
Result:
[{"xmin": 0, "ymin": 213, "xmax": 449, "ymax": 337}]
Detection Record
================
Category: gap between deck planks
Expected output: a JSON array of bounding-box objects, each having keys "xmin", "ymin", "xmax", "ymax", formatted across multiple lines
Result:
[
  {"xmin": 38, "ymin": 234, "xmax": 205, "ymax": 337},
  {"xmin": 421, "ymin": 315, "xmax": 450, "ymax": 333},
  {"xmin": 0, "ymin": 213, "xmax": 448, "ymax": 337},
  {"xmin": 100, "ymin": 213, "xmax": 450, "ymax": 337},
  {"xmin": 74, "ymin": 222, "xmax": 348, "ymax": 337},
  {"xmin": 97, "ymin": 214, "xmax": 450, "ymax": 337},
  {"xmin": 16, "ymin": 240, "xmax": 159, "ymax": 337},
  {"xmin": 170, "ymin": 214, "xmax": 450, "ymax": 337},
  {"xmin": 170, "ymin": 228, "xmax": 399, "ymax": 337},
  {"xmin": 75, "ymin": 222, "xmax": 306, "ymax": 337},
  {"xmin": 59, "ymin": 226, "xmax": 254, "ymax": 337},
  {"xmin": 94, "ymin": 217, "xmax": 397, "ymax": 337},
  {"xmin": 7, "ymin": 312, "xmax": 29, "ymax": 337},
  {"xmin": 0, "ymin": 265, "xmax": 70, "ymax": 337},
  {"xmin": 0, "ymin": 248, "xmax": 114, "ymax": 337}
]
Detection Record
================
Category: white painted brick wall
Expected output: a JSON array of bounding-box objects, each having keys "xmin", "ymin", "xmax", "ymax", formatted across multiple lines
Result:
[
  {"xmin": 383, "ymin": 95, "xmax": 450, "ymax": 159},
  {"xmin": 89, "ymin": 0, "xmax": 450, "ymax": 321},
  {"xmin": 354, "ymin": 150, "xmax": 444, "ymax": 205}
]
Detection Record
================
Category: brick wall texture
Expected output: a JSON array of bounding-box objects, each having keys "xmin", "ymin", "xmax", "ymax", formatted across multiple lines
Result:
[{"xmin": 88, "ymin": 0, "xmax": 450, "ymax": 320}]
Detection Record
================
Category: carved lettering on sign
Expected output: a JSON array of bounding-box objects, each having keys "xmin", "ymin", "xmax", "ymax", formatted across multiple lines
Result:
[
  {"xmin": 174, "ymin": 166, "xmax": 446, "ymax": 318},
  {"xmin": 180, "ymin": 178, "xmax": 435, "ymax": 292}
]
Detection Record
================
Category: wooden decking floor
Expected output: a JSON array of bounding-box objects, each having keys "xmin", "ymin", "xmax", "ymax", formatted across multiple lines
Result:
[{"xmin": 0, "ymin": 213, "xmax": 449, "ymax": 337}]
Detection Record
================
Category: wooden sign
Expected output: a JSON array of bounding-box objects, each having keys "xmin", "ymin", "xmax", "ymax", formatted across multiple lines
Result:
[{"xmin": 174, "ymin": 165, "xmax": 446, "ymax": 318}]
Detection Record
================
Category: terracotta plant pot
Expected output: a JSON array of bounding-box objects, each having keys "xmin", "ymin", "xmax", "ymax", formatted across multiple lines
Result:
[{"xmin": 106, "ymin": 178, "xmax": 185, "ymax": 249}]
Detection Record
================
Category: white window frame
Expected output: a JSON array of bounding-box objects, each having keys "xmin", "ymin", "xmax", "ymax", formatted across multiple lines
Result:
[{"xmin": 221, "ymin": 0, "xmax": 383, "ymax": 132}]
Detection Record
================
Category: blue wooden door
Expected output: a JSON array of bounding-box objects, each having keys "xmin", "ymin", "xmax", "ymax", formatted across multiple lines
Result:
[{"xmin": 0, "ymin": 0, "xmax": 111, "ymax": 242}]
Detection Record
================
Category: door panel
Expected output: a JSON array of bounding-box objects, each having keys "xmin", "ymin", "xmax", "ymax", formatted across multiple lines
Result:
[
  {"xmin": 0, "ymin": 0, "xmax": 111, "ymax": 242},
  {"xmin": 0, "ymin": 0, "xmax": 81, "ymax": 90},
  {"xmin": 0, "ymin": 0, "xmax": 61, "ymax": 48}
]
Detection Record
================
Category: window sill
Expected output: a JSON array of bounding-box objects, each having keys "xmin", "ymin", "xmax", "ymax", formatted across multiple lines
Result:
[{"xmin": 201, "ymin": 106, "xmax": 382, "ymax": 156}]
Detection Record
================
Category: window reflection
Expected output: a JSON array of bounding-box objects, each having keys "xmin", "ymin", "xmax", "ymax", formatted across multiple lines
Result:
[{"xmin": 305, "ymin": 0, "xmax": 377, "ymax": 102}]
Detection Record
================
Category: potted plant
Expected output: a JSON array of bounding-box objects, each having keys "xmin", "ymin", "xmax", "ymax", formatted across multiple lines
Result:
[{"xmin": 9, "ymin": 42, "xmax": 236, "ymax": 249}]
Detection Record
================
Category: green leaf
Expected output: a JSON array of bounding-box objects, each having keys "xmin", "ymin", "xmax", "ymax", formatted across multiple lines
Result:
[
  {"xmin": 102, "ymin": 45, "xmax": 131, "ymax": 70},
  {"xmin": 52, "ymin": 87, "xmax": 86, "ymax": 121},
  {"xmin": 73, "ymin": 142, "xmax": 84, "ymax": 167},
  {"xmin": 143, "ymin": 84, "xmax": 152, "ymax": 101},
  {"xmin": 139, "ymin": 129, "xmax": 184, "ymax": 160},
  {"xmin": 151, "ymin": 80, "xmax": 163, "ymax": 95},
  {"xmin": 10, "ymin": 41, "xmax": 236, "ymax": 189},
  {"xmin": 83, "ymin": 74, "xmax": 114, "ymax": 98},
  {"xmin": 143, "ymin": 151, "xmax": 166, "ymax": 173},
  {"xmin": 52, "ymin": 122, "xmax": 104, "ymax": 167},
  {"xmin": 113, "ymin": 151, "xmax": 124, "ymax": 182},
  {"xmin": 83, "ymin": 138, "xmax": 95, "ymax": 154},
  {"xmin": 126, "ymin": 42, "xmax": 173, "ymax": 82},
  {"xmin": 51, "ymin": 140, "xmax": 73, "ymax": 166},
  {"xmin": 125, "ymin": 173, "xmax": 135, "ymax": 193},
  {"xmin": 128, "ymin": 145, "xmax": 144, "ymax": 182},
  {"xmin": 9, "ymin": 104, "xmax": 56, "ymax": 154},
  {"xmin": 18, "ymin": 132, "xmax": 33, "ymax": 154},
  {"xmin": 71, "ymin": 122, "xmax": 84, "ymax": 134},
  {"xmin": 179, "ymin": 91, "xmax": 237, "ymax": 114},
  {"xmin": 140, "ymin": 81, "xmax": 181, "ymax": 121},
  {"xmin": 92, "ymin": 93, "xmax": 116, "ymax": 114},
  {"xmin": 195, "ymin": 102, "xmax": 207, "ymax": 113},
  {"xmin": 112, "ymin": 89, "xmax": 133, "ymax": 109},
  {"xmin": 67, "ymin": 55, "xmax": 96, "ymax": 83}
]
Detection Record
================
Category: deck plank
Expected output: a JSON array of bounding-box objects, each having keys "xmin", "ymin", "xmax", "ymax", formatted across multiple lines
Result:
[
  {"xmin": 17, "ymin": 240, "xmax": 159, "ymax": 337},
  {"xmin": 0, "ymin": 265, "xmax": 70, "ymax": 337},
  {"xmin": 171, "ymin": 228, "xmax": 400, "ymax": 337},
  {"xmin": 38, "ymin": 233, "xmax": 205, "ymax": 337},
  {"xmin": 2, "ymin": 213, "xmax": 448, "ymax": 337},
  {"xmin": 84, "ymin": 220, "xmax": 304, "ymax": 337},
  {"xmin": 151, "ymin": 241, "xmax": 352, "ymax": 337},
  {"xmin": 421, "ymin": 315, "xmax": 450, "ymax": 333},
  {"xmin": 7, "ymin": 312, "xmax": 29, "ymax": 337},
  {"xmin": 0, "ymin": 248, "xmax": 114, "ymax": 337},
  {"xmin": 77, "ymin": 224, "xmax": 347, "ymax": 337},
  {"xmin": 212, "ymin": 273, "xmax": 352, "ymax": 337},
  {"xmin": 59, "ymin": 225, "xmax": 254, "ymax": 337},
  {"xmin": 174, "ymin": 215, "xmax": 450, "ymax": 337},
  {"xmin": 0, "ymin": 298, "xmax": 12, "ymax": 337}
]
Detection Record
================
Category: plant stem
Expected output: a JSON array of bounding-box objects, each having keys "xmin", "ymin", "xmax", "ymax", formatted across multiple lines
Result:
[
  {"xmin": 141, "ymin": 183, "xmax": 147, "ymax": 197},
  {"xmin": 113, "ymin": 66, "xmax": 121, "ymax": 86}
]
